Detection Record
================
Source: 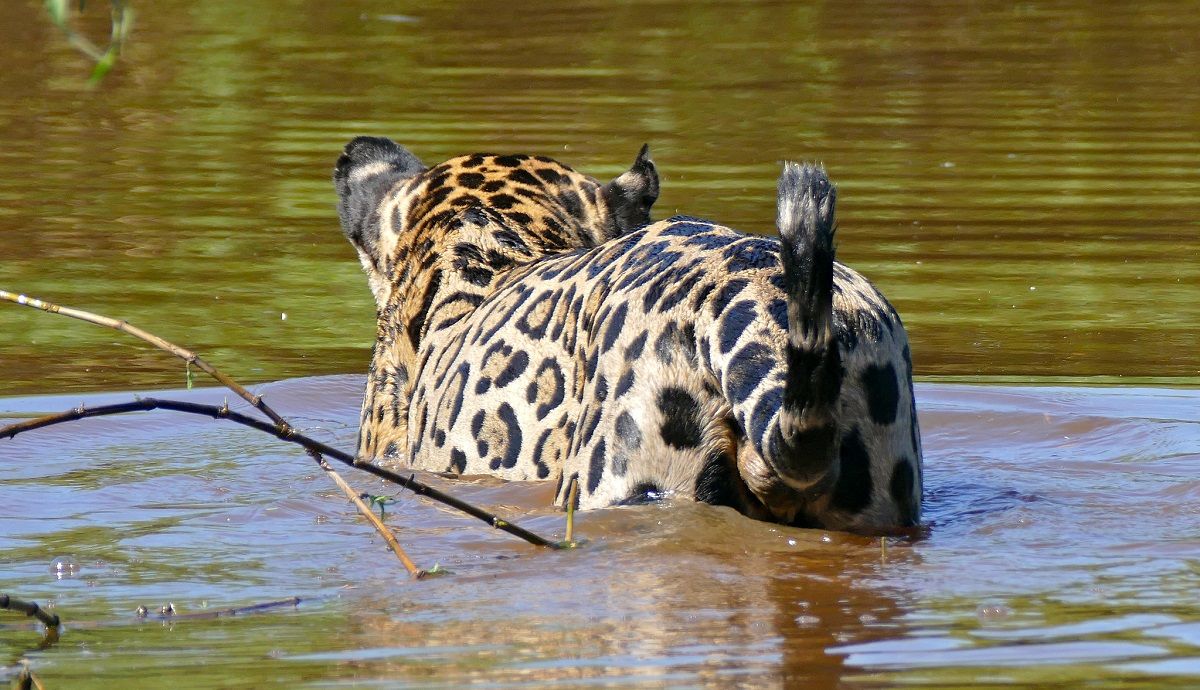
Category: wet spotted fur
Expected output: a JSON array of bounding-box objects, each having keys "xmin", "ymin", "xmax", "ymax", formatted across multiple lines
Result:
[{"xmin": 335, "ymin": 137, "xmax": 922, "ymax": 533}]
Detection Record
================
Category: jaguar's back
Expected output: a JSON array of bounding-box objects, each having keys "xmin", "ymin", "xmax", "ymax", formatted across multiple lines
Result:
[{"xmin": 335, "ymin": 137, "xmax": 922, "ymax": 534}]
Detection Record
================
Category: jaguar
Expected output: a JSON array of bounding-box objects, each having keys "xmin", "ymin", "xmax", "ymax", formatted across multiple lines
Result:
[{"xmin": 334, "ymin": 137, "xmax": 921, "ymax": 533}]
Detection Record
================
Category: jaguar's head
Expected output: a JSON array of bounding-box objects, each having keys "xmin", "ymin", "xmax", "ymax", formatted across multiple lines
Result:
[{"xmin": 334, "ymin": 136, "xmax": 659, "ymax": 308}]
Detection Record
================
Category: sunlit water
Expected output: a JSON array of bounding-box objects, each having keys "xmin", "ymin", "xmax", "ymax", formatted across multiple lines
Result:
[{"xmin": 3, "ymin": 0, "xmax": 1200, "ymax": 686}]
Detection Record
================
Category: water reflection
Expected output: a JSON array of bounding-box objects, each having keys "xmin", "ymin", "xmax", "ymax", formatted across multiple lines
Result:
[{"xmin": 3, "ymin": 0, "xmax": 1200, "ymax": 394}]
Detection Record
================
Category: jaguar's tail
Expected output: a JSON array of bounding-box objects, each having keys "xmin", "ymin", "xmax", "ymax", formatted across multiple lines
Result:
[{"xmin": 772, "ymin": 162, "xmax": 843, "ymax": 489}]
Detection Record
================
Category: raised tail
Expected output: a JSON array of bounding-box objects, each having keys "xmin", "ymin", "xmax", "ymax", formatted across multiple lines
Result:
[{"xmin": 772, "ymin": 162, "xmax": 843, "ymax": 489}]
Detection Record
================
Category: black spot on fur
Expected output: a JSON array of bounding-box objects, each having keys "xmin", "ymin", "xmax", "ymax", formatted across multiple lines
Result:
[
  {"xmin": 625, "ymin": 331, "xmax": 648, "ymax": 361},
  {"xmin": 498, "ymin": 403, "xmax": 522, "ymax": 469},
  {"xmin": 615, "ymin": 411, "xmax": 642, "ymax": 450},
  {"xmin": 615, "ymin": 369, "xmax": 635, "ymax": 398},
  {"xmin": 862, "ymin": 362, "xmax": 900, "ymax": 425},
  {"xmin": 461, "ymin": 155, "xmax": 486, "ymax": 169},
  {"xmin": 595, "ymin": 375, "xmax": 609, "ymax": 402},
  {"xmin": 508, "ymin": 169, "xmax": 539, "ymax": 186},
  {"xmin": 586, "ymin": 438, "xmax": 607, "ymax": 494},
  {"xmin": 558, "ymin": 189, "xmax": 584, "ymax": 219},
  {"xmin": 724, "ymin": 237, "xmax": 780, "ymax": 273},
  {"xmin": 457, "ymin": 172, "xmax": 485, "ymax": 189},
  {"xmin": 718, "ymin": 300, "xmax": 757, "ymax": 354},
  {"xmin": 767, "ymin": 298, "xmax": 788, "ymax": 333},
  {"xmin": 449, "ymin": 448, "xmax": 467, "ymax": 474},
  {"xmin": 536, "ymin": 167, "xmax": 563, "ymax": 184},
  {"xmin": 602, "ymin": 302, "xmax": 628, "ymax": 352},
  {"xmin": 434, "ymin": 429, "xmax": 446, "ymax": 448},
  {"xmin": 660, "ymin": 219, "xmax": 712, "ymax": 236},
  {"xmin": 710, "ymin": 279, "xmax": 748, "ymax": 318},
  {"xmin": 619, "ymin": 482, "xmax": 664, "ymax": 505},
  {"xmin": 532, "ymin": 428, "xmax": 554, "ymax": 479},
  {"xmin": 654, "ymin": 322, "xmax": 680, "ymax": 365},
  {"xmin": 481, "ymin": 179, "xmax": 505, "ymax": 193},
  {"xmin": 471, "ymin": 409, "xmax": 485, "ymax": 439},
  {"xmin": 658, "ymin": 270, "xmax": 702, "ymax": 313},
  {"xmin": 748, "ymin": 386, "xmax": 782, "ymax": 443},
  {"xmin": 496, "ymin": 350, "xmax": 530, "ymax": 389},
  {"xmin": 489, "ymin": 193, "xmax": 518, "ymax": 210},
  {"xmin": 494, "ymin": 154, "xmax": 526, "ymax": 168},
  {"xmin": 832, "ymin": 428, "xmax": 873, "ymax": 514},
  {"xmin": 448, "ymin": 362, "xmax": 470, "ymax": 428},
  {"xmin": 658, "ymin": 387, "xmax": 703, "ymax": 450},
  {"xmin": 461, "ymin": 264, "xmax": 494, "ymax": 287},
  {"xmin": 531, "ymin": 358, "xmax": 566, "ymax": 421},
  {"xmin": 726, "ymin": 343, "xmax": 773, "ymax": 405},
  {"xmin": 584, "ymin": 347, "xmax": 599, "ymax": 383},
  {"xmin": 409, "ymin": 269, "xmax": 443, "ymax": 349},
  {"xmin": 691, "ymin": 282, "xmax": 716, "ymax": 312},
  {"xmin": 506, "ymin": 211, "xmax": 532, "ymax": 226}
]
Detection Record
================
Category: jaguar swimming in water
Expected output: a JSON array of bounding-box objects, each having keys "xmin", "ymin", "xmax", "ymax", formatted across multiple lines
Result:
[{"xmin": 334, "ymin": 137, "xmax": 921, "ymax": 533}]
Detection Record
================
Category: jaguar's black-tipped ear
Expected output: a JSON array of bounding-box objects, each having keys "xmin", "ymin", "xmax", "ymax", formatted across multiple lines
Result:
[
  {"xmin": 334, "ymin": 136, "xmax": 427, "ymax": 256},
  {"xmin": 602, "ymin": 143, "xmax": 660, "ymax": 237}
]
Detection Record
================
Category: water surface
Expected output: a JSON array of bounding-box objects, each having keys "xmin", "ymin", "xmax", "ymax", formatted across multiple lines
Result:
[{"xmin": 2, "ymin": 0, "xmax": 1200, "ymax": 686}]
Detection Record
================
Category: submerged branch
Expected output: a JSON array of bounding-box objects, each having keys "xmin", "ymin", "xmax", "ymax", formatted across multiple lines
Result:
[
  {"xmin": 0, "ymin": 398, "xmax": 559, "ymax": 548},
  {"xmin": 0, "ymin": 595, "xmax": 60, "ymax": 631}
]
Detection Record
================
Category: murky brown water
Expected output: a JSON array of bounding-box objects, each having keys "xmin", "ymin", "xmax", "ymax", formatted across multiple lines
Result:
[{"xmin": 3, "ymin": 0, "xmax": 1200, "ymax": 687}]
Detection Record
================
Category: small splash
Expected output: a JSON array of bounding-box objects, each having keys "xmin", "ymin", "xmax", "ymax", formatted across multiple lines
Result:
[{"xmin": 50, "ymin": 556, "xmax": 80, "ymax": 579}]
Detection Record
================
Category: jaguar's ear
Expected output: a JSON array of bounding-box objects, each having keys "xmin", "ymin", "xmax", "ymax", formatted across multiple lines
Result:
[
  {"xmin": 333, "ymin": 136, "xmax": 427, "ymax": 259},
  {"xmin": 602, "ymin": 144, "xmax": 659, "ymax": 236}
]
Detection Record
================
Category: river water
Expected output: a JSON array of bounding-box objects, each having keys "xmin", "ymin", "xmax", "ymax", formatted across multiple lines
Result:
[{"xmin": 2, "ymin": 0, "xmax": 1199, "ymax": 687}]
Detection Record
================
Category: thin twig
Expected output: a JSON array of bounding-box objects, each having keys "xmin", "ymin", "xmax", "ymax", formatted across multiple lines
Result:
[
  {"xmin": 136, "ymin": 596, "xmax": 302, "ymax": 622},
  {"xmin": 565, "ymin": 476, "xmax": 579, "ymax": 544},
  {"xmin": 0, "ymin": 595, "xmax": 60, "ymax": 631},
  {"xmin": 0, "ymin": 398, "xmax": 559, "ymax": 548},
  {"xmin": 0, "ymin": 290, "xmax": 424, "ymax": 574},
  {"xmin": 318, "ymin": 456, "xmax": 424, "ymax": 577}
]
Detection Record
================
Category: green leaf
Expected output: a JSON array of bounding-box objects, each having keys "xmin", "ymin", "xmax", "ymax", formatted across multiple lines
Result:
[{"xmin": 185, "ymin": 361, "xmax": 194, "ymax": 390}]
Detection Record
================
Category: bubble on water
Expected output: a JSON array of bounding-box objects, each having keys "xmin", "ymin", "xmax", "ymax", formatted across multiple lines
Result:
[
  {"xmin": 50, "ymin": 556, "xmax": 80, "ymax": 579},
  {"xmin": 977, "ymin": 602, "xmax": 1012, "ymax": 621},
  {"xmin": 787, "ymin": 538, "xmax": 797, "ymax": 546},
  {"xmin": 795, "ymin": 614, "xmax": 822, "ymax": 627}
]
